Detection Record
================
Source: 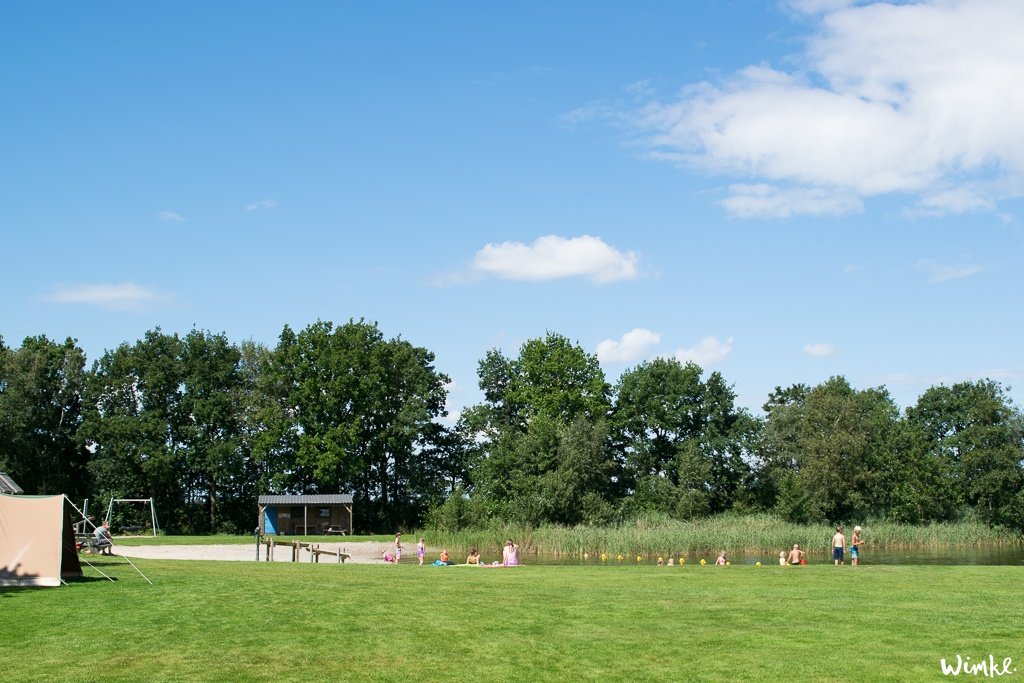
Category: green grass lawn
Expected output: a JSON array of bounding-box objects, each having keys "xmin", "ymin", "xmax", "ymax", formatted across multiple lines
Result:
[{"xmin": 3, "ymin": 560, "xmax": 1021, "ymax": 682}]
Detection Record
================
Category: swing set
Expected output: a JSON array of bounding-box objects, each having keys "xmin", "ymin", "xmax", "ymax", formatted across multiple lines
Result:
[{"xmin": 105, "ymin": 497, "xmax": 160, "ymax": 537}]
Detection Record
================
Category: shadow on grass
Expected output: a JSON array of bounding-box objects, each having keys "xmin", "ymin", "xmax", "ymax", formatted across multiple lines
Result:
[
  {"xmin": 1, "ymin": 575, "xmax": 114, "ymax": 596},
  {"xmin": 80, "ymin": 558, "xmax": 128, "ymax": 569},
  {"xmin": 65, "ymin": 575, "xmax": 119, "ymax": 584}
]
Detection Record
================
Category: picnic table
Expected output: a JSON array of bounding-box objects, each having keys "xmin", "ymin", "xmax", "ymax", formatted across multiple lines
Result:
[{"xmin": 75, "ymin": 533, "xmax": 107, "ymax": 554}]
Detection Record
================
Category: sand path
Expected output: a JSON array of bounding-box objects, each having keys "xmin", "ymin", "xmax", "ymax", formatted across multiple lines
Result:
[{"xmin": 115, "ymin": 541, "xmax": 389, "ymax": 564}]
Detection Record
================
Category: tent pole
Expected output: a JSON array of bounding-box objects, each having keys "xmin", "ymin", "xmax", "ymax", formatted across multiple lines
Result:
[
  {"xmin": 67, "ymin": 497, "xmax": 97, "ymax": 532},
  {"xmin": 117, "ymin": 552, "xmax": 153, "ymax": 585},
  {"xmin": 67, "ymin": 497, "xmax": 153, "ymax": 585},
  {"xmin": 78, "ymin": 555, "xmax": 116, "ymax": 582}
]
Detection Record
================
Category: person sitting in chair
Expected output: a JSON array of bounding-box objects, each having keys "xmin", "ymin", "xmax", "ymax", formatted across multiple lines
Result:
[{"xmin": 94, "ymin": 520, "xmax": 113, "ymax": 555}]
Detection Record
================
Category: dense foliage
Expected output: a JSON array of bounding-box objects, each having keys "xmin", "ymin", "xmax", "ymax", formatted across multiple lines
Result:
[{"xmin": 2, "ymin": 327, "xmax": 1023, "ymax": 533}]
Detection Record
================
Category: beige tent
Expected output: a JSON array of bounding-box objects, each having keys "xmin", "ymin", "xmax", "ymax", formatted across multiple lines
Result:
[{"xmin": 0, "ymin": 494, "xmax": 83, "ymax": 587}]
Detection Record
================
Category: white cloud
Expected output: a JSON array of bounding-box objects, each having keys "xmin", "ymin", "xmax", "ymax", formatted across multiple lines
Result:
[
  {"xmin": 869, "ymin": 368, "xmax": 1022, "ymax": 390},
  {"xmin": 917, "ymin": 259, "xmax": 984, "ymax": 284},
  {"xmin": 804, "ymin": 342, "xmax": 837, "ymax": 357},
  {"xmin": 245, "ymin": 199, "xmax": 277, "ymax": 211},
  {"xmin": 631, "ymin": 1, "xmax": 1024, "ymax": 217},
  {"xmin": 722, "ymin": 183, "xmax": 862, "ymax": 218},
  {"xmin": 784, "ymin": 0, "xmax": 857, "ymax": 15},
  {"xmin": 439, "ymin": 379, "xmax": 462, "ymax": 427},
  {"xmin": 626, "ymin": 79, "xmax": 656, "ymax": 98},
  {"xmin": 44, "ymin": 283, "xmax": 164, "ymax": 311},
  {"xmin": 596, "ymin": 328, "xmax": 661, "ymax": 363},
  {"xmin": 157, "ymin": 211, "xmax": 185, "ymax": 222},
  {"xmin": 673, "ymin": 335, "xmax": 734, "ymax": 367},
  {"xmin": 471, "ymin": 235, "xmax": 639, "ymax": 283},
  {"xmin": 561, "ymin": 101, "xmax": 616, "ymax": 125},
  {"xmin": 903, "ymin": 187, "xmax": 996, "ymax": 219}
]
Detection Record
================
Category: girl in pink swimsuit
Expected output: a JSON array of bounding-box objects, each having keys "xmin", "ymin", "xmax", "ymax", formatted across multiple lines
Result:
[{"xmin": 502, "ymin": 539, "xmax": 519, "ymax": 566}]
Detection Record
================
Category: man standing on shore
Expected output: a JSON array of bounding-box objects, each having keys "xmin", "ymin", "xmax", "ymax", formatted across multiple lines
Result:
[{"xmin": 832, "ymin": 526, "xmax": 846, "ymax": 565}]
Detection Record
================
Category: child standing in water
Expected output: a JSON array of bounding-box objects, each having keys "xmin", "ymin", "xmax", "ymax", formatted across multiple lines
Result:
[
  {"xmin": 417, "ymin": 537, "xmax": 425, "ymax": 565},
  {"xmin": 394, "ymin": 533, "xmax": 402, "ymax": 562}
]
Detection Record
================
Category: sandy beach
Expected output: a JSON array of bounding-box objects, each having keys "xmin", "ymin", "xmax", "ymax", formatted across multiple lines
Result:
[{"xmin": 114, "ymin": 541, "xmax": 388, "ymax": 564}]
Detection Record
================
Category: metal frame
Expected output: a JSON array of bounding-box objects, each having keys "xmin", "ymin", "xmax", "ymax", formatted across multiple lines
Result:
[{"xmin": 105, "ymin": 497, "xmax": 160, "ymax": 537}]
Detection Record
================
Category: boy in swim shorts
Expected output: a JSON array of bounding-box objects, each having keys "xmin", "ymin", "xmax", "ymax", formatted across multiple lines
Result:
[
  {"xmin": 850, "ymin": 526, "xmax": 862, "ymax": 565},
  {"xmin": 832, "ymin": 526, "xmax": 845, "ymax": 565}
]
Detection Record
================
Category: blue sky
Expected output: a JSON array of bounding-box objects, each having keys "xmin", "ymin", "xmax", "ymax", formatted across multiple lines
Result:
[{"xmin": 3, "ymin": 0, "xmax": 1023, "ymax": 418}]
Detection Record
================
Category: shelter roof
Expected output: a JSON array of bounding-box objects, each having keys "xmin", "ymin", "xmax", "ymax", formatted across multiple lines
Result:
[
  {"xmin": 0, "ymin": 473, "xmax": 23, "ymax": 494},
  {"xmin": 258, "ymin": 494, "xmax": 353, "ymax": 505}
]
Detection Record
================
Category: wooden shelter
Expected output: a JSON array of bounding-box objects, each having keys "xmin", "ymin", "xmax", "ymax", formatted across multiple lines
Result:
[
  {"xmin": 257, "ymin": 494, "xmax": 353, "ymax": 536},
  {"xmin": 0, "ymin": 472, "xmax": 23, "ymax": 495}
]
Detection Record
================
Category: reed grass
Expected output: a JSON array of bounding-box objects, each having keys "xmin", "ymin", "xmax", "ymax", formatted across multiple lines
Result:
[{"xmin": 421, "ymin": 514, "xmax": 1022, "ymax": 557}]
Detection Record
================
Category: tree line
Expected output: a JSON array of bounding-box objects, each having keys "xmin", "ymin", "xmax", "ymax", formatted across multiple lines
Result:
[{"xmin": 1, "ymin": 324, "xmax": 1022, "ymax": 533}]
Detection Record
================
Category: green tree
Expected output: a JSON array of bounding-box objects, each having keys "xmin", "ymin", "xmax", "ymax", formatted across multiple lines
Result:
[
  {"xmin": 461, "ymin": 332, "xmax": 614, "ymax": 526},
  {"xmin": 612, "ymin": 358, "xmax": 705, "ymax": 489},
  {"xmin": 476, "ymin": 332, "xmax": 611, "ymax": 432},
  {"xmin": 760, "ymin": 377, "xmax": 900, "ymax": 523},
  {"xmin": 271, "ymin": 320, "xmax": 449, "ymax": 531},
  {"xmin": 905, "ymin": 380, "xmax": 1024, "ymax": 527},
  {"xmin": 473, "ymin": 415, "xmax": 614, "ymax": 526},
  {"xmin": 0, "ymin": 335, "xmax": 90, "ymax": 498},
  {"xmin": 80, "ymin": 329, "xmax": 188, "ymax": 530},
  {"xmin": 237, "ymin": 339, "xmax": 297, "ymax": 501},
  {"xmin": 611, "ymin": 359, "xmax": 757, "ymax": 517},
  {"xmin": 178, "ymin": 330, "xmax": 247, "ymax": 532}
]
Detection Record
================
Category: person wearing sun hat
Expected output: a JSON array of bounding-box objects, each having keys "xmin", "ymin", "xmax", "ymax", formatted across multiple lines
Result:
[{"xmin": 850, "ymin": 526, "xmax": 863, "ymax": 566}]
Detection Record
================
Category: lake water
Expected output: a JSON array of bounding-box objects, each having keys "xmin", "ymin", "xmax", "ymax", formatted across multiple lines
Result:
[{"xmin": 520, "ymin": 546, "xmax": 1024, "ymax": 566}]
